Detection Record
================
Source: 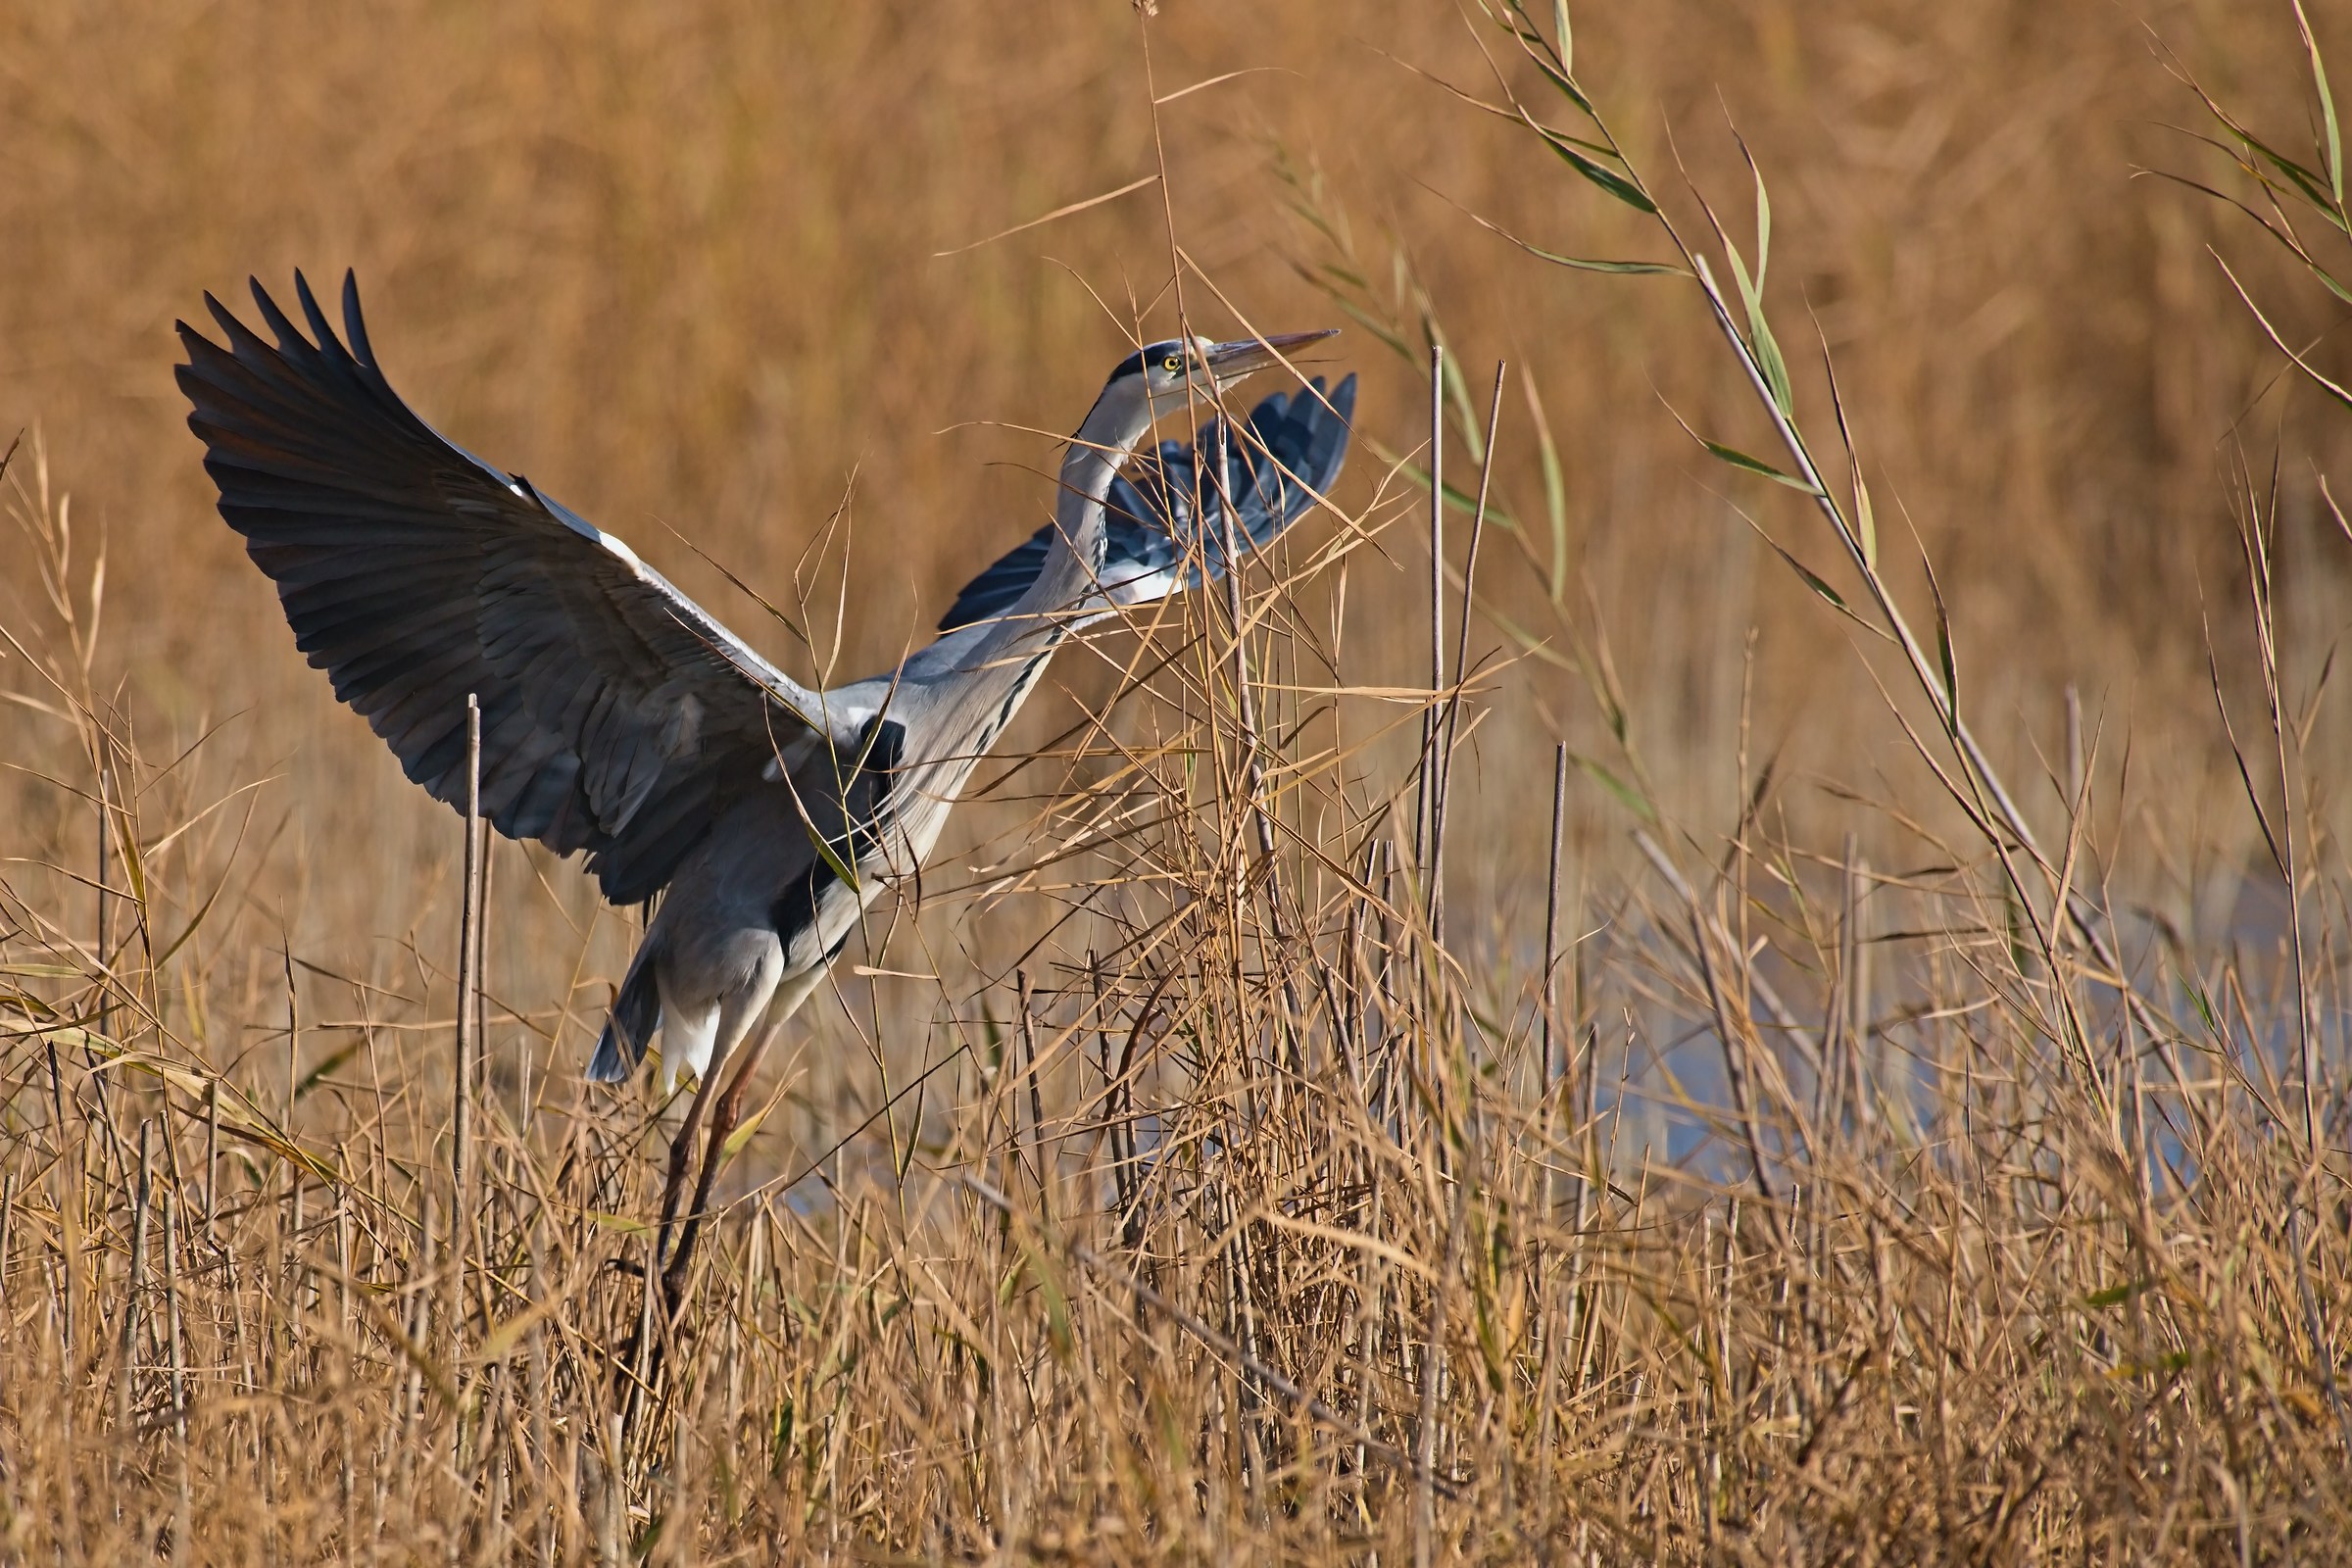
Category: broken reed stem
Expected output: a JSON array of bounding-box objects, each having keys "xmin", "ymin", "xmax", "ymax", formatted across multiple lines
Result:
[
  {"xmin": 475, "ymin": 825, "xmax": 492, "ymax": 1112},
  {"xmin": 94, "ymin": 730, "xmax": 110, "ymax": 1047},
  {"xmin": 452, "ymin": 692, "xmax": 481, "ymax": 1358},
  {"xmin": 1543, "ymin": 743, "xmax": 1567, "ymax": 1091}
]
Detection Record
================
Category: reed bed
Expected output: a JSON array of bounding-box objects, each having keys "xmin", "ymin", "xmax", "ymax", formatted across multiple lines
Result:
[{"xmin": 6, "ymin": 2, "xmax": 2352, "ymax": 1562}]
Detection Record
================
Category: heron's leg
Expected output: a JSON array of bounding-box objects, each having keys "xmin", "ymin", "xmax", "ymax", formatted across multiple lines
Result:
[
  {"xmin": 620, "ymin": 1009, "xmax": 727, "ymax": 1427},
  {"xmin": 651, "ymin": 1056, "xmax": 724, "ymax": 1282},
  {"xmin": 661, "ymin": 1020, "xmax": 779, "ymax": 1317}
]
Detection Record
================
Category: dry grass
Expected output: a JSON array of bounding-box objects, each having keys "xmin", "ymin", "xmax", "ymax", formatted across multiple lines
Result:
[{"xmin": 5, "ymin": 0, "xmax": 2352, "ymax": 1561}]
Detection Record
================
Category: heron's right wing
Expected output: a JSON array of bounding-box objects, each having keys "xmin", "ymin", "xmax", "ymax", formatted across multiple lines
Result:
[
  {"xmin": 936, "ymin": 374, "xmax": 1356, "ymax": 632},
  {"xmin": 177, "ymin": 271, "xmax": 860, "ymax": 906}
]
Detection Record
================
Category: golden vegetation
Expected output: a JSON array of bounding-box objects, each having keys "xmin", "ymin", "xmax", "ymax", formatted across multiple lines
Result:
[{"xmin": 4, "ymin": 0, "xmax": 2352, "ymax": 1559}]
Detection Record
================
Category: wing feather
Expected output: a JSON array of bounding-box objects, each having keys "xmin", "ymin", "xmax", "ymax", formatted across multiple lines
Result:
[{"xmin": 177, "ymin": 270, "xmax": 854, "ymax": 905}]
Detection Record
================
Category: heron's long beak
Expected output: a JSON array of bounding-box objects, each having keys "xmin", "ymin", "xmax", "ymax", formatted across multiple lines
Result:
[{"xmin": 1203, "ymin": 329, "xmax": 1339, "ymax": 386}]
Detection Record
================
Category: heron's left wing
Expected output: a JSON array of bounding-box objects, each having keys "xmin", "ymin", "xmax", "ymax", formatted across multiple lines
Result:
[
  {"xmin": 177, "ymin": 271, "xmax": 863, "ymax": 907},
  {"xmin": 937, "ymin": 373, "xmax": 1356, "ymax": 633}
]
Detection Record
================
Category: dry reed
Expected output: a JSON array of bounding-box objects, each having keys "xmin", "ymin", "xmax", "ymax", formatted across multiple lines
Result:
[{"xmin": 5, "ymin": 1, "xmax": 2352, "ymax": 1562}]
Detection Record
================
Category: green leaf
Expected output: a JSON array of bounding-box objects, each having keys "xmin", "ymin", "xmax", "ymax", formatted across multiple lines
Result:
[
  {"xmin": 1748, "ymin": 307, "xmax": 1795, "ymax": 418},
  {"xmin": 586, "ymin": 1209, "xmax": 652, "ymax": 1237},
  {"xmin": 1724, "ymin": 239, "xmax": 1758, "ymax": 315},
  {"xmin": 2187, "ymin": 982, "xmax": 2222, "ymax": 1038},
  {"xmin": 1521, "ymin": 246, "xmax": 1685, "ymax": 275},
  {"xmin": 1569, "ymin": 752, "xmax": 1658, "ymax": 824},
  {"xmin": 1447, "ymin": 194, "xmax": 1682, "ymax": 275},
  {"xmin": 1495, "ymin": 4, "xmax": 1590, "ymax": 115},
  {"xmin": 1761, "ymin": 537, "xmax": 1851, "ymax": 615},
  {"xmin": 1724, "ymin": 237, "xmax": 1794, "ymax": 416},
  {"xmin": 1438, "ymin": 338, "xmax": 1485, "ymax": 463},
  {"xmin": 1323, "ymin": 296, "xmax": 1415, "ymax": 364},
  {"xmin": 2294, "ymin": 0, "xmax": 2343, "ymax": 208},
  {"xmin": 2310, "ymin": 259, "xmax": 2352, "ymax": 308},
  {"xmin": 809, "ymin": 832, "xmax": 859, "ymax": 894},
  {"xmin": 117, "ymin": 831, "xmax": 147, "ymax": 908},
  {"xmin": 721, "ymin": 1099, "xmax": 773, "ymax": 1159},
  {"xmin": 1523, "ymin": 51, "xmax": 1595, "ymax": 117},
  {"xmin": 1700, "ymin": 438, "xmax": 1819, "ymax": 492},
  {"xmin": 295, "ymin": 1041, "xmax": 362, "ymax": 1101},
  {"xmin": 2083, "ymin": 1278, "xmax": 2148, "ymax": 1310},
  {"xmin": 2235, "ymin": 123, "xmax": 2342, "ymax": 223},
  {"xmin": 1539, "ymin": 129, "xmax": 1657, "ymax": 214},
  {"xmin": 1529, "ymin": 374, "xmax": 1570, "ymax": 600},
  {"xmin": 1369, "ymin": 440, "xmax": 1523, "ymax": 528},
  {"xmin": 1934, "ymin": 587, "xmax": 1959, "ymax": 735}
]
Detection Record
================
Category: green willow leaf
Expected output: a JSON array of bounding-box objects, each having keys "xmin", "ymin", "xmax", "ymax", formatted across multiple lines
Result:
[
  {"xmin": 2293, "ymin": 0, "xmax": 2342, "ymax": 207},
  {"xmin": 1496, "ymin": 4, "xmax": 1592, "ymax": 116},
  {"xmin": 2083, "ymin": 1279, "xmax": 2149, "ymax": 1310},
  {"xmin": 295, "ymin": 1041, "xmax": 363, "ymax": 1101},
  {"xmin": 1761, "ymin": 537, "xmax": 1850, "ymax": 615},
  {"xmin": 1532, "ymin": 384, "xmax": 1569, "ymax": 599},
  {"xmin": 1540, "ymin": 131, "xmax": 1657, "ymax": 213},
  {"xmin": 1935, "ymin": 592, "xmax": 1959, "ymax": 734},
  {"xmin": 1700, "ymin": 438, "xmax": 1819, "ymax": 492},
  {"xmin": 1570, "ymin": 752, "xmax": 1658, "ymax": 825},
  {"xmin": 1725, "ymin": 239, "xmax": 1794, "ymax": 416},
  {"xmin": 1326, "ymin": 297, "xmax": 1414, "ymax": 364},
  {"xmin": 1375, "ymin": 446, "xmax": 1524, "ymax": 530},
  {"xmin": 2235, "ymin": 124, "xmax": 2342, "ymax": 224},
  {"xmin": 1525, "ymin": 246, "xmax": 1685, "ymax": 275},
  {"xmin": 1751, "ymin": 319, "xmax": 1795, "ymax": 419}
]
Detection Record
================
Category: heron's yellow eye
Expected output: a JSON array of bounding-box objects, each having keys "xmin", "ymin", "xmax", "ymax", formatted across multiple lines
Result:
[{"xmin": 1161, "ymin": 353, "xmax": 1183, "ymax": 373}]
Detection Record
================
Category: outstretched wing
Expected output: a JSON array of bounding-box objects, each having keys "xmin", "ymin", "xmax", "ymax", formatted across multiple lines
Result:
[
  {"xmin": 937, "ymin": 373, "xmax": 1356, "ymax": 632},
  {"xmin": 177, "ymin": 271, "xmax": 858, "ymax": 906}
]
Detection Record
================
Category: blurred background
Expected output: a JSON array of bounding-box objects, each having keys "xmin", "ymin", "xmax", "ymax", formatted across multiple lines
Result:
[{"xmin": 2, "ymin": 0, "xmax": 2345, "ymax": 1082}]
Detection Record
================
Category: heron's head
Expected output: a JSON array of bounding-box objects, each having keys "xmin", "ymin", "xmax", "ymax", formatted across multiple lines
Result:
[{"xmin": 1105, "ymin": 329, "xmax": 1338, "ymax": 408}]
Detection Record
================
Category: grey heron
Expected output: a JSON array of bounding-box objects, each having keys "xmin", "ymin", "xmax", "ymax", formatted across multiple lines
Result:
[{"xmin": 174, "ymin": 272, "xmax": 1353, "ymax": 1306}]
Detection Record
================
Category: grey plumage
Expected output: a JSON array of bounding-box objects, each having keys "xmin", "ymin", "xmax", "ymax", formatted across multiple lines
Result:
[{"xmin": 175, "ymin": 272, "xmax": 1349, "ymax": 1102}]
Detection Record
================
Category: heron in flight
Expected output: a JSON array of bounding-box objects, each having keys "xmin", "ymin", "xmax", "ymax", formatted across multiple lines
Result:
[{"xmin": 175, "ymin": 272, "xmax": 1353, "ymax": 1305}]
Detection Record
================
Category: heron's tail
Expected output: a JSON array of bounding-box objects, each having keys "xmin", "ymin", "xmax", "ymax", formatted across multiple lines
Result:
[{"xmin": 589, "ymin": 954, "xmax": 662, "ymax": 1082}]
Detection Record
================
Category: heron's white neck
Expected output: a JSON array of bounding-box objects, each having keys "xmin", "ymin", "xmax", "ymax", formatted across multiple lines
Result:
[{"xmin": 965, "ymin": 382, "xmax": 1155, "ymax": 667}]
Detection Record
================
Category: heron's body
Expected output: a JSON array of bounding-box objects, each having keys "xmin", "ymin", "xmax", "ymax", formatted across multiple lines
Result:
[
  {"xmin": 608, "ymin": 510, "xmax": 1077, "ymax": 1089},
  {"xmin": 175, "ymin": 273, "xmax": 1352, "ymax": 1263}
]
